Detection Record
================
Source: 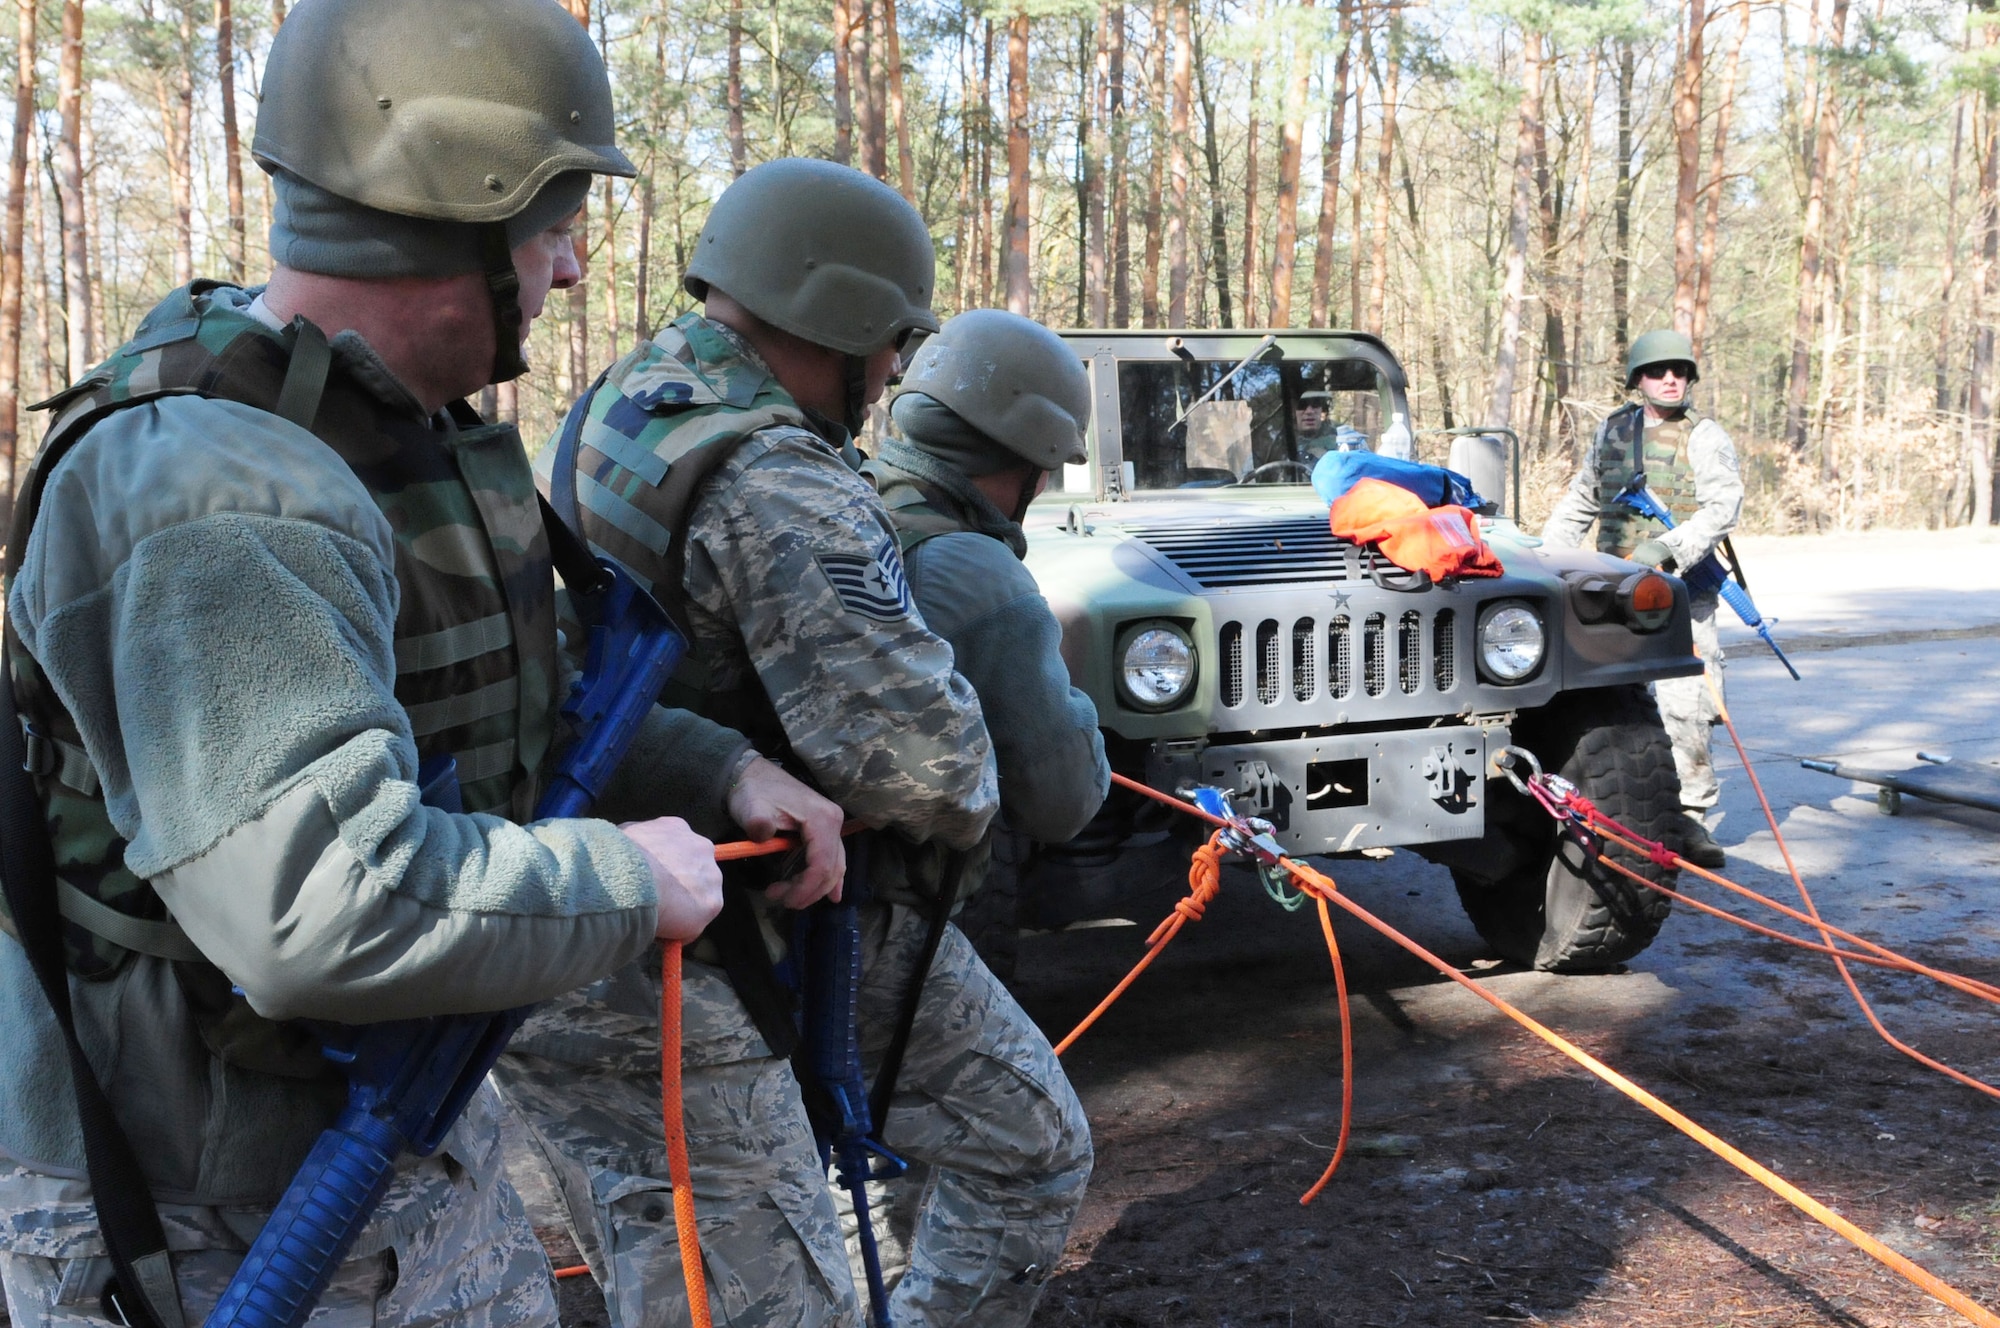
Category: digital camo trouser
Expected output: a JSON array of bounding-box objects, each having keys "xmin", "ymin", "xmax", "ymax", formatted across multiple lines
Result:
[
  {"xmin": 494, "ymin": 905, "xmax": 1091, "ymax": 1328},
  {"xmin": 1654, "ymin": 591, "xmax": 1725, "ymax": 812}
]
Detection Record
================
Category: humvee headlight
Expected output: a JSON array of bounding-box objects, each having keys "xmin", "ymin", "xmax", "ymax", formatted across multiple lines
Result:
[
  {"xmin": 1117, "ymin": 624, "xmax": 1196, "ymax": 710},
  {"xmin": 1477, "ymin": 603, "xmax": 1546, "ymax": 683}
]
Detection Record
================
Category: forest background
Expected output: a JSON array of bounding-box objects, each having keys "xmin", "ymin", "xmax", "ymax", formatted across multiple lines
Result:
[{"xmin": 0, "ymin": 0, "xmax": 1993, "ymax": 539}]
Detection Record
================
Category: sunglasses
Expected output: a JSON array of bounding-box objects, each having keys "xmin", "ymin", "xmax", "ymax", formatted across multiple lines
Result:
[{"xmin": 1639, "ymin": 363, "xmax": 1694, "ymax": 383}]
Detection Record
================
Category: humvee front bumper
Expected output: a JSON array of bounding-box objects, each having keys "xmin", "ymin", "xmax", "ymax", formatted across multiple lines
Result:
[{"xmin": 1145, "ymin": 722, "xmax": 1507, "ymax": 856}]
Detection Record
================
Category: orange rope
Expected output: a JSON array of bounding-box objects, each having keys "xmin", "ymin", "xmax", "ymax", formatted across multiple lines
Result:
[
  {"xmin": 1052, "ymin": 833, "xmax": 1225, "ymax": 1055},
  {"xmin": 1298, "ymin": 895, "xmax": 1353, "ymax": 1205},
  {"xmin": 660, "ymin": 940, "xmax": 713, "ymax": 1328},
  {"xmin": 1086, "ymin": 772, "xmax": 2000, "ymax": 1328},
  {"xmin": 551, "ymin": 1264, "xmax": 590, "ymax": 1280}
]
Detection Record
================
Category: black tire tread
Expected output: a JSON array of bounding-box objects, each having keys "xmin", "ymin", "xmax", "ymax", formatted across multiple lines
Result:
[{"xmin": 1453, "ymin": 684, "xmax": 1680, "ymax": 972}]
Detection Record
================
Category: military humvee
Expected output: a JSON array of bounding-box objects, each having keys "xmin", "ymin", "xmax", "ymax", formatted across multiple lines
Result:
[{"xmin": 970, "ymin": 329, "xmax": 1701, "ymax": 973}]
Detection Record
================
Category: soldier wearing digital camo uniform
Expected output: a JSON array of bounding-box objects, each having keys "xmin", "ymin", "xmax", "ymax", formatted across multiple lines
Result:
[
  {"xmin": 498, "ymin": 157, "xmax": 1006, "ymax": 1328},
  {"xmin": 1541, "ymin": 330, "xmax": 1742, "ymax": 870},
  {"xmin": 842, "ymin": 309, "xmax": 1107, "ymax": 1323},
  {"xmin": 0, "ymin": 1, "xmax": 798, "ymax": 1324}
]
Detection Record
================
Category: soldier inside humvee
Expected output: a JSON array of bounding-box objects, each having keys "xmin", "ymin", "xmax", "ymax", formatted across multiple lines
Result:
[{"xmin": 1107, "ymin": 353, "xmax": 1402, "ymax": 488}]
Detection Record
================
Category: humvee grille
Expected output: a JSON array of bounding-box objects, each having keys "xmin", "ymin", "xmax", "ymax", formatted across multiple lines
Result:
[
  {"xmin": 1363, "ymin": 614, "xmax": 1388, "ymax": 696},
  {"xmin": 1215, "ymin": 605, "xmax": 1459, "ymax": 718},
  {"xmin": 1118, "ymin": 517, "xmax": 1382, "ymax": 588},
  {"xmin": 1433, "ymin": 609, "xmax": 1457, "ymax": 691}
]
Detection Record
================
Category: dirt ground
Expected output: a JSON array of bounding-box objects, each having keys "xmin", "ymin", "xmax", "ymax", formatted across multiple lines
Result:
[{"xmin": 1013, "ymin": 859, "xmax": 2000, "ymax": 1328}]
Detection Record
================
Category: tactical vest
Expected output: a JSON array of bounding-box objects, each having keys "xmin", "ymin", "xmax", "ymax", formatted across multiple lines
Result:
[
  {"xmin": 557, "ymin": 314, "xmax": 819, "ymax": 761},
  {"xmin": 3, "ymin": 283, "xmax": 559, "ymax": 1070},
  {"xmin": 865, "ymin": 468, "xmax": 967, "ymax": 558},
  {"xmin": 1594, "ymin": 403, "xmax": 1700, "ymax": 558}
]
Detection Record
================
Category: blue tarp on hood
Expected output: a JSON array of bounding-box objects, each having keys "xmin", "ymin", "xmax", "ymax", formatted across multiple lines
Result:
[{"xmin": 1311, "ymin": 450, "xmax": 1487, "ymax": 510}]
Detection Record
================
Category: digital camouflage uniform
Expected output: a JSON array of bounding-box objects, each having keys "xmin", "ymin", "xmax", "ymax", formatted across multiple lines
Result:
[
  {"xmin": 1542, "ymin": 402, "xmax": 1744, "ymax": 810},
  {"xmin": 0, "ymin": 284, "xmax": 714, "ymax": 1326},
  {"xmin": 847, "ymin": 437, "xmax": 1109, "ymax": 1322},
  {"xmin": 498, "ymin": 312, "xmax": 999, "ymax": 1328}
]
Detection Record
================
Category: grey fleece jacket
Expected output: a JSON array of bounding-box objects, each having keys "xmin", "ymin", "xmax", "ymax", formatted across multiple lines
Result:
[
  {"xmin": 878, "ymin": 451, "xmax": 1110, "ymax": 843},
  {"xmin": 0, "ymin": 318, "xmax": 745, "ymax": 1245}
]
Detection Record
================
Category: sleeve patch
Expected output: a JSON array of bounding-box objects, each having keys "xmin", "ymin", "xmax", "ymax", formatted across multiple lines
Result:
[{"xmin": 814, "ymin": 535, "xmax": 915, "ymax": 623}]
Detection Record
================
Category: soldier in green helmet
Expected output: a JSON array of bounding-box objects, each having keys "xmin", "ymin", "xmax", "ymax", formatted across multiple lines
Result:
[
  {"xmin": 507, "ymin": 158, "xmax": 1002, "ymax": 1327},
  {"xmin": 845, "ymin": 307, "xmax": 1108, "ymax": 1323},
  {"xmin": 0, "ymin": 0, "xmax": 793, "ymax": 1324},
  {"xmin": 1542, "ymin": 329, "xmax": 1743, "ymax": 868}
]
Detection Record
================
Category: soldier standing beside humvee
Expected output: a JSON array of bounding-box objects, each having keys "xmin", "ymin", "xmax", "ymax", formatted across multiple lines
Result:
[{"xmin": 1542, "ymin": 330, "xmax": 1743, "ymax": 869}]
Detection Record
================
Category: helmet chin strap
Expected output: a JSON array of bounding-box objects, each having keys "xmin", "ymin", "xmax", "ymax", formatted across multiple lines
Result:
[
  {"xmin": 841, "ymin": 353, "xmax": 871, "ymax": 436},
  {"xmin": 1639, "ymin": 388, "xmax": 1690, "ymax": 416},
  {"xmin": 1011, "ymin": 467, "xmax": 1042, "ymax": 525},
  {"xmin": 481, "ymin": 224, "xmax": 530, "ymax": 387}
]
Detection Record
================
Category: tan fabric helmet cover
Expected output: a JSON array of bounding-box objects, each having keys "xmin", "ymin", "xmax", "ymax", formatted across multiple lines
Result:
[
  {"xmin": 898, "ymin": 309, "xmax": 1090, "ymax": 469},
  {"xmin": 683, "ymin": 158, "xmax": 939, "ymax": 356},
  {"xmin": 252, "ymin": 0, "xmax": 635, "ymax": 224}
]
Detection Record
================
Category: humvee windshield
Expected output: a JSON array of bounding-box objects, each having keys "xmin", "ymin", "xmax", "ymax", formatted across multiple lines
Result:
[{"xmin": 1118, "ymin": 356, "xmax": 1390, "ymax": 490}]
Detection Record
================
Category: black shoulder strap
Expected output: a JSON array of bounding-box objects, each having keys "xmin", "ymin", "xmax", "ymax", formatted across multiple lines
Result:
[
  {"xmin": 868, "ymin": 848, "xmax": 968, "ymax": 1136},
  {"xmin": 0, "ymin": 656, "xmax": 185, "ymax": 1328}
]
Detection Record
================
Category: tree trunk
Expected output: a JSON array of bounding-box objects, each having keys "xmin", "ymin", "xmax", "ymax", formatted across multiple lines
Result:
[
  {"xmin": 0, "ymin": 0, "xmax": 38, "ymax": 534},
  {"xmin": 635, "ymin": 171, "xmax": 654, "ymax": 340},
  {"xmin": 54, "ymin": 0, "xmax": 89, "ymax": 377},
  {"xmin": 171, "ymin": 0, "xmax": 195, "ymax": 288},
  {"xmin": 1266, "ymin": 0, "xmax": 1313, "ymax": 326},
  {"xmin": 885, "ymin": 0, "xmax": 913, "ymax": 200},
  {"xmin": 1240, "ymin": 57, "xmax": 1256, "ymax": 330},
  {"xmin": 1531, "ymin": 34, "xmax": 1567, "ymax": 444},
  {"xmin": 954, "ymin": 20, "xmax": 973, "ymax": 306},
  {"xmin": 1941, "ymin": 89, "xmax": 1968, "ymax": 414},
  {"xmin": 564, "ymin": 2, "xmax": 590, "ymax": 395},
  {"xmin": 727, "ymin": 0, "xmax": 747, "ymax": 176},
  {"xmin": 1692, "ymin": 0, "xmax": 1748, "ymax": 357},
  {"xmin": 1193, "ymin": 20, "xmax": 1232, "ymax": 327},
  {"xmin": 1087, "ymin": 5, "xmax": 1110, "ymax": 323},
  {"xmin": 1400, "ymin": 147, "xmax": 1451, "ymax": 427},
  {"xmin": 601, "ymin": 173, "xmax": 620, "ymax": 344},
  {"xmin": 1365, "ymin": 9, "xmax": 1399, "ymax": 336},
  {"xmin": 1140, "ymin": 0, "xmax": 1166, "ymax": 323},
  {"xmin": 1074, "ymin": 17, "xmax": 1093, "ymax": 323},
  {"xmin": 854, "ymin": 0, "xmax": 879, "ymax": 177},
  {"xmin": 217, "ymin": 0, "xmax": 246, "ymax": 282},
  {"xmin": 1108, "ymin": 2, "xmax": 1129, "ymax": 325},
  {"xmin": 1670, "ymin": 0, "xmax": 1705, "ymax": 336},
  {"xmin": 1563, "ymin": 44, "xmax": 1600, "ymax": 408},
  {"xmin": 1003, "ymin": 10, "xmax": 1031, "ymax": 314},
  {"xmin": 1486, "ymin": 26, "xmax": 1541, "ymax": 432},
  {"xmin": 865, "ymin": 0, "xmax": 891, "ymax": 179},
  {"xmin": 832, "ymin": 0, "xmax": 855, "ymax": 165},
  {"xmin": 1165, "ymin": 0, "xmax": 1192, "ymax": 323},
  {"xmin": 1309, "ymin": 0, "xmax": 1352, "ymax": 327},
  {"xmin": 271, "ymin": 0, "xmax": 283, "ymax": 27},
  {"xmin": 1612, "ymin": 38, "xmax": 1633, "ymax": 367},
  {"xmin": 1786, "ymin": 0, "xmax": 1850, "ymax": 454},
  {"xmin": 1348, "ymin": 15, "xmax": 1368, "ymax": 327},
  {"xmin": 1974, "ymin": 62, "xmax": 1998, "ymax": 525},
  {"xmin": 978, "ymin": 19, "xmax": 994, "ymax": 308}
]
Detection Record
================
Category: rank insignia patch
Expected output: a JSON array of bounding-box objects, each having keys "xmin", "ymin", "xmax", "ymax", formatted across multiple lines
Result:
[{"xmin": 815, "ymin": 535, "xmax": 915, "ymax": 623}]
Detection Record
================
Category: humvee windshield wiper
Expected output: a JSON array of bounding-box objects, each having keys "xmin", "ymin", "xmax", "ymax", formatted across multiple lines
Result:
[{"xmin": 1169, "ymin": 333, "xmax": 1281, "ymax": 429}]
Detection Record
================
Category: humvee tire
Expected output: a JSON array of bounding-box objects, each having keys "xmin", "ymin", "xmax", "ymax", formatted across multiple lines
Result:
[{"xmin": 1451, "ymin": 685, "xmax": 1680, "ymax": 971}]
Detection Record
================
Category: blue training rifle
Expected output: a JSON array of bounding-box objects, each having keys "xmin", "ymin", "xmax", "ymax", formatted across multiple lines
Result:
[
  {"xmin": 792, "ymin": 842, "xmax": 907, "ymax": 1328},
  {"xmin": 1612, "ymin": 473, "xmax": 1801, "ymax": 681},
  {"xmin": 205, "ymin": 557, "xmax": 688, "ymax": 1328}
]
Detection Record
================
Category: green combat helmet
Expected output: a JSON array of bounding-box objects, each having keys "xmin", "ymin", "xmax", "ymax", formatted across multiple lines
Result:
[
  {"xmin": 1624, "ymin": 329, "xmax": 1700, "ymax": 389},
  {"xmin": 897, "ymin": 309, "xmax": 1090, "ymax": 471},
  {"xmin": 252, "ymin": 0, "xmax": 636, "ymax": 382},
  {"xmin": 684, "ymin": 158, "xmax": 938, "ymax": 431}
]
